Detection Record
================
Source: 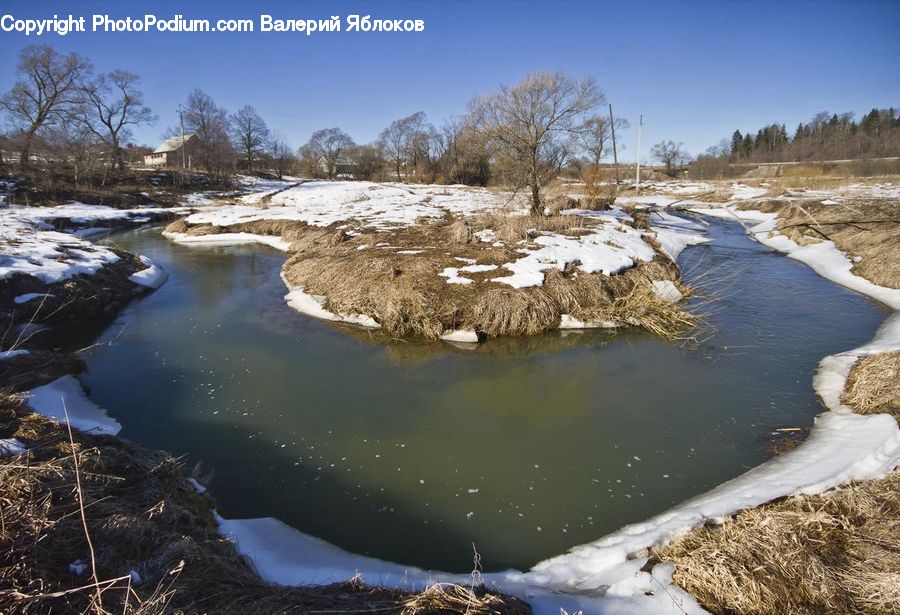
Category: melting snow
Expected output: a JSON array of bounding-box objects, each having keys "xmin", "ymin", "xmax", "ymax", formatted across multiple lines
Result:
[
  {"xmin": 25, "ymin": 376, "xmax": 121, "ymax": 435},
  {"xmin": 492, "ymin": 224, "xmax": 655, "ymax": 288},
  {"xmin": 0, "ymin": 438, "xmax": 27, "ymax": 456},
  {"xmin": 185, "ymin": 181, "xmax": 507, "ymax": 230}
]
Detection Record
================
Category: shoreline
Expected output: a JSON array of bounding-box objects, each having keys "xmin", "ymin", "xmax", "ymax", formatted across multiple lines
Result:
[{"xmin": 2, "ymin": 182, "xmax": 898, "ymax": 614}]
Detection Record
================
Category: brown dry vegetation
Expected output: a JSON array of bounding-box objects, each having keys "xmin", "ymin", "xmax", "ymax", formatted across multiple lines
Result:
[
  {"xmin": 656, "ymin": 471, "xmax": 900, "ymax": 615},
  {"xmin": 737, "ymin": 198, "xmax": 900, "ymax": 288},
  {"xmin": 167, "ymin": 212, "xmax": 697, "ymax": 341},
  {"xmin": 842, "ymin": 350, "xmax": 900, "ymax": 421},
  {"xmin": 0, "ymin": 253, "xmax": 148, "ymax": 351},
  {"xmin": 656, "ymin": 321, "xmax": 900, "ymax": 615}
]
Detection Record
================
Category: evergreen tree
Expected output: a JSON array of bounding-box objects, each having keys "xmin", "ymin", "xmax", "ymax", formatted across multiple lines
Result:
[
  {"xmin": 740, "ymin": 133, "xmax": 753, "ymax": 157},
  {"xmin": 730, "ymin": 129, "xmax": 743, "ymax": 155},
  {"xmin": 861, "ymin": 109, "xmax": 881, "ymax": 134}
]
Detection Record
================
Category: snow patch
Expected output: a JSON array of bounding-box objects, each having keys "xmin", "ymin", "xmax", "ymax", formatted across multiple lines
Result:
[
  {"xmin": 164, "ymin": 231, "xmax": 292, "ymax": 252},
  {"xmin": 439, "ymin": 330, "xmax": 479, "ymax": 344},
  {"xmin": 25, "ymin": 376, "xmax": 121, "ymax": 435},
  {"xmin": 14, "ymin": 292, "xmax": 54, "ymax": 304},
  {"xmin": 558, "ymin": 315, "xmax": 618, "ymax": 329},
  {"xmin": 651, "ymin": 280, "xmax": 683, "ymax": 303},
  {"xmin": 730, "ymin": 183, "xmax": 768, "ymax": 200},
  {"xmin": 129, "ymin": 255, "xmax": 168, "ymax": 289},
  {"xmin": 281, "ymin": 276, "xmax": 380, "ymax": 329},
  {"xmin": 0, "ymin": 438, "xmax": 27, "ymax": 456},
  {"xmin": 493, "ymin": 224, "xmax": 655, "ymax": 288}
]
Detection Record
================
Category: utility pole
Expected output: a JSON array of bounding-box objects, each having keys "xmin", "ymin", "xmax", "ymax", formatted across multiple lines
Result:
[
  {"xmin": 178, "ymin": 106, "xmax": 187, "ymax": 171},
  {"xmin": 635, "ymin": 114, "xmax": 643, "ymax": 193},
  {"xmin": 608, "ymin": 103, "xmax": 619, "ymax": 189}
]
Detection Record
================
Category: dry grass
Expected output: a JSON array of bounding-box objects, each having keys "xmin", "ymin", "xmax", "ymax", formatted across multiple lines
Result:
[
  {"xmin": 1, "ymin": 251, "xmax": 146, "ymax": 341},
  {"xmin": 842, "ymin": 350, "xmax": 900, "ymax": 420},
  {"xmin": 169, "ymin": 211, "xmax": 699, "ymax": 341},
  {"xmin": 656, "ymin": 471, "xmax": 900, "ymax": 615},
  {"xmin": 0, "ymin": 388, "xmax": 530, "ymax": 615},
  {"xmin": 472, "ymin": 212, "xmax": 591, "ymax": 244},
  {"xmin": 0, "ymin": 350, "xmax": 86, "ymax": 391},
  {"xmin": 738, "ymin": 198, "xmax": 900, "ymax": 288},
  {"xmin": 281, "ymin": 218, "xmax": 694, "ymax": 340},
  {"xmin": 402, "ymin": 583, "xmax": 530, "ymax": 615}
]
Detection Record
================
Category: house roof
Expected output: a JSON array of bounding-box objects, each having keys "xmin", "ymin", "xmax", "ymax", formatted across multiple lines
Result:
[{"xmin": 153, "ymin": 134, "xmax": 194, "ymax": 154}]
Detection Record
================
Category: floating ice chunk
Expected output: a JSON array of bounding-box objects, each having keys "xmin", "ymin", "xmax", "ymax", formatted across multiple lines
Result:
[
  {"xmin": 558, "ymin": 315, "xmax": 618, "ymax": 329},
  {"xmin": 439, "ymin": 330, "xmax": 479, "ymax": 344}
]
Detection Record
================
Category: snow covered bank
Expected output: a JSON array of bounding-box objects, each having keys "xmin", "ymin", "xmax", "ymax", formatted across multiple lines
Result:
[
  {"xmin": 692, "ymin": 205, "xmax": 900, "ymax": 310},
  {"xmin": 280, "ymin": 273, "xmax": 380, "ymax": 329},
  {"xmin": 129, "ymin": 255, "xmax": 168, "ymax": 289},
  {"xmin": 647, "ymin": 211, "xmax": 710, "ymax": 261},
  {"xmin": 163, "ymin": 230, "xmax": 292, "ymax": 252},
  {"xmin": 0, "ymin": 223, "xmax": 121, "ymax": 284},
  {"xmin": 25, "ymin": 375, "xmax": 121, "ymax": 436},
  {"xmin": 184, "ymin": 180, "xmax": 509, "ymax": 230},
  {"xmin": 1, "ymin": 203, "xmax": 176, "ymax": 286}
]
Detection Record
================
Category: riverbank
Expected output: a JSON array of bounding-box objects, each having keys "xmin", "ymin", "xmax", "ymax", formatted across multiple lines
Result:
[
  {"xmin": 0, "ymin": 195, "xmax": 530, "ymax": 613},
  {"xmin": 0, "ymin": 377, "xmax": 528, "ymax": 614},
  {"xmin": 2, "ymin": 177, "xmax": 898, "ymax": 614},
  {"xmin": 632, "ymin": 179, "xmax": 900, "ymax": 614},
  {"xmin": 163, "ymin": 180, "xmax": 707, "ymax": 341}
]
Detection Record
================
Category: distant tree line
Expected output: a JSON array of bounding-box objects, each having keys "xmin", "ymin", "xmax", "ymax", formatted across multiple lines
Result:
[
  {"xmin": 722, "ymin": 109, "xmax": 900, "ymax": 163},
  {"xmin": 3, "ymin": 45, "xmax": 642, "ymax": 214}
]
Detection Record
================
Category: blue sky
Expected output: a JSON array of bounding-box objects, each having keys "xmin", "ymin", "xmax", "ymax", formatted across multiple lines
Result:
[{"xmin": 2, "ymin": 0, "xmax": 899, "ymax": 160}]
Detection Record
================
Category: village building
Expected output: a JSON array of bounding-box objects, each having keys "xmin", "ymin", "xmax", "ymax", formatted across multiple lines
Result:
[{"xmin": 143, "ymin": 134, "xmax": 198, "ymax": 168}]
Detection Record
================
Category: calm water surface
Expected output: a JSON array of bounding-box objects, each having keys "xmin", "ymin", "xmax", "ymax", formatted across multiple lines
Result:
[{"xmin": 65, "ymin": 217, "xmax": 889, "ymax": 572}]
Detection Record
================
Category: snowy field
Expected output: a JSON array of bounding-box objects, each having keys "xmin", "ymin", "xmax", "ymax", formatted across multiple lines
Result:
[
  {"xmin": 0, "ymin": 203, "xmax": 177, "ymax": 286},
  {"xmin": 185, "ymin": 180, "xmax": 514, "ymax": 229}
]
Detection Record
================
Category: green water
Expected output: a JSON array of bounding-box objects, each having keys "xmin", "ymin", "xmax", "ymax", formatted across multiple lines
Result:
[{"xmin": 67, "ymin": 218, "xmax": 889, "ymax": 572}]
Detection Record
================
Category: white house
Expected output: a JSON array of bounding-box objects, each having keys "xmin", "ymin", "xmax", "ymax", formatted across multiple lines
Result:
[{"xmin": 144, "ymin": 135, "xmax": 197, "ymax": 168}]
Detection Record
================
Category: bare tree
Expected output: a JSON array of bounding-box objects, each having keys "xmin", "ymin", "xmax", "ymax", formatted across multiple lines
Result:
[
  {"xmin": 377, "ymin": 112, "xmax": 427, "ymax": 182},
  {"xmin": 230, "ymin": 105, "xmax": 269, "ymax": 172},
  {"xmin": 80, "ymin": 70, "xmax": 155, "ymax": 172},
  {"xmin": 579, "ymin": 114, "xmax": 629, "ymax": 166},
  {"xmin": 267, "ymin": 137, "xmax": 295, "ymax": 179},
  {"xmin": 435, "ymin": 117, "xmax": 491, "ymax": 186},
  {"xmin": 651, "ymin": 140, "xmax": 690, "ymax": 177},
  {"xmin": 469, "ymin": 72, "xmax": 604, "ymax": 215},
  {"xmin": 182, "ymin": 89, "xmax": 233, "ymax": 176},
  {"xmin": 345, "ymin": 143, "xmax": 385, "ymax": 181},
  {"xmin": 301, "ymin": 127, "xmax": 354, "ymax": 179},
  {"xmin": 1, "ymin": 45, "xmax": 92, "ymax": 171}
]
